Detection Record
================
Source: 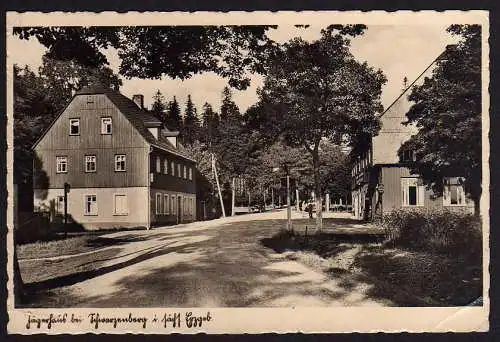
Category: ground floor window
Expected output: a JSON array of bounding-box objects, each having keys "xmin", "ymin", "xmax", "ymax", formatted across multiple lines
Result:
[
  {"xmin": 114, "ymin": 194, "xmax": 128, "ymax": 215},
  {"xmin": 171, "ymin": 195, "xmax": 176, "ymax": 215},
  {"xmin": 401, "ymin": 178, "xmax": 425, "ymax": 206},
  {"xmin": 156, "ymin": 193, "xmax": 162, "ymax": 215},
  {"xmin": 164, "ymin": 194, "xmax": 169, "ymax": 214},
  {"xmin": 56, "ymin": 195, "xmax": 65, "ymax": 213},
  {"xmin": 443, "ymin": 177, "xmax": 466, "ymax": 206},
  {"xmin": 85, "ymin": 195, "xmax": 98, "ymax": 215}
]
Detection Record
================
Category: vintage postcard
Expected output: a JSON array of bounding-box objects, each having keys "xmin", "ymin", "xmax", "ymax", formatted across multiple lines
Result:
[{"xmin": 6, "ymin": 10, "xmax": 490, "ymax": 334}]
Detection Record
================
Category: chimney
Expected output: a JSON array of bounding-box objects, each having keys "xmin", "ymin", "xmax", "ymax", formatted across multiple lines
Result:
[{"xmin": 132, "ymin": 94, "xmax": 144, "ymax": 109}]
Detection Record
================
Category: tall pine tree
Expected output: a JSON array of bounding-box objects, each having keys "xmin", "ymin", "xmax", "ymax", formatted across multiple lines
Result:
[
  {"xmin": 165, "ymin": 96, "xmax": 182, "ymax": 132},
  {"xmin": 183, "ymin": 94, "xmax": 201, "ymax": 145},
  {"xmin": 201, "ymin": 102, "xmax": 219, "ymax": 146},
  {"xmin": 150, "ymin": 90, "xmax": 167, "ymax": 124},
  {"xmin": 220, "ymin": 86, "xmax": 240, "ymax": 121}
]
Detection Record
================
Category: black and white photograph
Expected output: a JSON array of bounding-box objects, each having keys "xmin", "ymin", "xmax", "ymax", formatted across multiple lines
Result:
[{"xmin": 6, "ymin": 11, "xmax": 489, "ymax": 334}]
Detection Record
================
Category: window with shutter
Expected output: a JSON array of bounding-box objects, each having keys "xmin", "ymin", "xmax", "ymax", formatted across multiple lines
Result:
[{"xmin": 114, "ymin": 194, "xmax": 128, "ymax": 215}]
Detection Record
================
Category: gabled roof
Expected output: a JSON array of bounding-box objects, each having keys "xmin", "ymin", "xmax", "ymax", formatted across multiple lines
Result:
[
  {"xmin": 378, "ymin": 45, "xmax": 454, "ymax": 119},
  {"xmin": 34, "ymin": 85, "xmax": 195, "ymax": 162}
]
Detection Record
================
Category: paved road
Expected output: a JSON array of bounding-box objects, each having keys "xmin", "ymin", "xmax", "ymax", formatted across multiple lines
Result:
[{"xmin": 24, "ymin": 210, "xmax": 392, "ymax": 307}]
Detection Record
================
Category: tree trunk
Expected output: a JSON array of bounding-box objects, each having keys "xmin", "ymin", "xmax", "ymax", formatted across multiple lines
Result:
[
  {"xmin": 231, "ymin": 177, "xmax": 236, "ymax": 216},
  {"xmin": 473, "ymin": 197, "xmax": 480, "ymax": 217},
  {"xmin": 14, "ymin": 246, "xmax": 26, "ymax": 305},
  {"xmin": 248, "ymin": 191, "xmax": 251, "ymax": 213},
  {"xmin": 312, "ymin": 148, "xmax": 323, "ymax": 231}
]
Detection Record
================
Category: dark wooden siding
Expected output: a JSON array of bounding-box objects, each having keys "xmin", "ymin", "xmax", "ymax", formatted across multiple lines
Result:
[
  {"xmin": 381, "ymin": 166, "xmax": 441, "ymax": 213},
  {"xmin": 34, "ymin": 147, "xmax": 149, "ymax": 189},
  {"xmin": 34, "ymin": 94, "xmax": 149, "ymax": 189},
  {"xmin": 149, "ymin": 148, "xmax": 196, "ymax": 194}
]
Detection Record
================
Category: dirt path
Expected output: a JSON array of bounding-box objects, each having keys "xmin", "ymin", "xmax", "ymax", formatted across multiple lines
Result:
[{"xmin": 21, "ymin": 211, "xmax": 393, "ymax": 307}]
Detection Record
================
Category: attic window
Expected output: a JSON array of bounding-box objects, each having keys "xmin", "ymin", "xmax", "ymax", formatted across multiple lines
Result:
[
  {"xmin": 69, "ymin": 119, "xmax": 80, "ymax": 135},
  {"xmin": 86, "ymin": 95, "xmax": 94, "ymax": 104},
  {"xmin": 101, "ymin": 117, "xmax": 112, "ymax": 135},
  {"xmin": 401, "ymin": 150, "xmax": 416, "ymax": 162}
]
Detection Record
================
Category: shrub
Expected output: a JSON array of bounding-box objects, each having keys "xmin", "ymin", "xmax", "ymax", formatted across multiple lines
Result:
[{"xmin": 380, "ymin": 209, "xmax": 482, "ymax": 258}]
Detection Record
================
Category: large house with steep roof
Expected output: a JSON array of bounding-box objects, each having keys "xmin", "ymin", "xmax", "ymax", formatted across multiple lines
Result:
[
  {"xmin": 351, "ymin": 46, "xmax": 475, "ymax": 220},
  {"xmin": 33, "ymin": 85, "xmax": 197, "ymax": 229}
]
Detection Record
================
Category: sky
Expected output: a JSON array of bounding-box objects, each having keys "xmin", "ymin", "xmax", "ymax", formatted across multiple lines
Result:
[{"xmin": 9, "ymin": 24, "xmax": 459, "ymax": 114}]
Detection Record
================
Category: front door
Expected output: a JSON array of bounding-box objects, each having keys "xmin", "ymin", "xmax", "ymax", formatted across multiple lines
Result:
[{"xmin": 177, "ymin": 196, "xmax": 182, "ymax": 224}]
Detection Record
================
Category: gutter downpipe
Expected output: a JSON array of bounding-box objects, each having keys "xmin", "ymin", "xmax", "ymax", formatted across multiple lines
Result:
[{"xmin": 147, "ymin": 145, "xmax": 152, "ymax": 229}]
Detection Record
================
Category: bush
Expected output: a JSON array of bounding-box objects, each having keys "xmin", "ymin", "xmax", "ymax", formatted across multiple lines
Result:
[{"xmin": 380, "ymin": 209, "xmax": 482, "ymax": 258}]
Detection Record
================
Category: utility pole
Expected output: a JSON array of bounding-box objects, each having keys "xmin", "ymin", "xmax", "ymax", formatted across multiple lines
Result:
[
  {"xmin": 212, "ymin": 153, "xmax": 226, "ymax": 218},
  {"xmin": 263, "ymin": 189, "xmax": 267, "ymax": 211},
  {"xmin": 231, "ymin": 177, "xmax": 236, "ymax": 216},
  {"xmin": 286, "ymin": 173, "xmax": 292, "ymax": 231},
  {"xmin": 280, "ymin": 164, "xmax": 292, "ymax": 231}
]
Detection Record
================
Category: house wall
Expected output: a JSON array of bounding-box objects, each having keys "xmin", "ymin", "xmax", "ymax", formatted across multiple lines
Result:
[
  {"xmin": 371, "ymin": 57, "xmax": 437, "ymax": 165},
  {"xmin": 36, "ymin": 94, "xmax": 148, "ymax": 151},
  {"xmin": 149, "ymin": 189, "xmax": 196, "ymax": 226},
  {"xmin": 34, "ymin": 187, "xmax": 149, "ymax": 230},
  {"xmin": 149, "ymin": 149, "xmax": 196, "ymax": 194},
  {"xmin": 34, "ymin": 93, "xmax": 150, "ymax": 190},
  {"xmin": 33, "ymin": 92, "xmax": 200, "ymax": 229},
  {"xmin": 379, "ymin": 166, "xmax": 474, "ymax": 214},
  {"xmin": 372, "ymin": 99, "xmax": 419, "ymax": 165},
  {"xmin": 34, "ymin": 147, "xmax": 150, "ymax": 190}
]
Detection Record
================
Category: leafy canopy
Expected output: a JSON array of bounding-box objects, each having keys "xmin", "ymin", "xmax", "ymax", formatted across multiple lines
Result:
[
  {"xmin": 14, "ymin": 26, "xmax": 278, "ymax": 90},
  {"xmin": 399, "ymin": 24, "xmax": 481, "ymax": 203},
  {"xmin": 254, "ymin": 25, "xmax": 386, "ymax": 153}
]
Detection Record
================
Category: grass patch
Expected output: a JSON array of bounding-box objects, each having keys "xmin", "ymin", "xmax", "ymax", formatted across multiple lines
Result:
[
  {"xmin": 19, "ymin": 247, "xmax": 122, "ymax": 284},
  {"xmin": 17, "ymin": 234, "xmax": 109, "ymax": 260},
  {"xmin": 17, "ymin": 227, "xmax": 149, "ymax": 260},
  {"xmin": 354, "ymin": 245, "xmax": 482, "ymax": 306},
  {"xmin": 261, "ymin": 225, "xmax": 482, "ymax": 306}
]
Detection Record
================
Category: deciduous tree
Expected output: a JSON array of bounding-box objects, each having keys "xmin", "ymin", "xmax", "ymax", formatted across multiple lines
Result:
[
  {"xmin": 253, "ymin": 25, "xmax": 386, "ymax": 230},
  {"xmin": 14, "ymin": 26, "xmax": 278, "ymax": 90}
]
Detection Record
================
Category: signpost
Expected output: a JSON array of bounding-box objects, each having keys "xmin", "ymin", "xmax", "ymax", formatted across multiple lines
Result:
[
  {"xmin": 376, "ymin": 183, "xmax": 384, "ymax": 216},
  {"xmin": 63, "ymin": 182, "xmax": 70, "ymax": 225}
]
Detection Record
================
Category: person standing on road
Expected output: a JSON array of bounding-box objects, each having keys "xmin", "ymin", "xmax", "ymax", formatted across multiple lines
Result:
[{"xmin": 307, "ymin": 202, "xmax": 313, "ymax": 219}]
